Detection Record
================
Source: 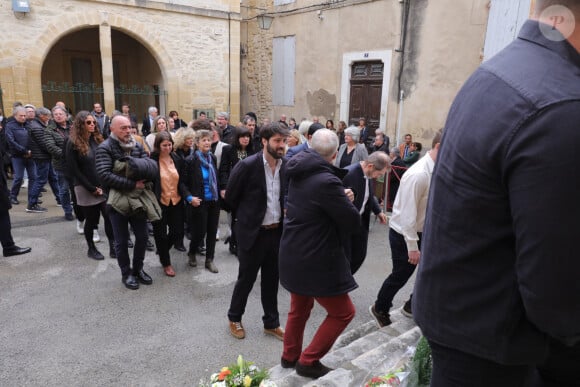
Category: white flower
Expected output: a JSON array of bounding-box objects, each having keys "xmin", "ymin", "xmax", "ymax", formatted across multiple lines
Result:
[
  {"xmin": 211, "ymin": 382, "xmax": 226, "ymax": 387},
  {"xmin": 259, "ymin": 381, "xmax": 278, "ymax": 387}
]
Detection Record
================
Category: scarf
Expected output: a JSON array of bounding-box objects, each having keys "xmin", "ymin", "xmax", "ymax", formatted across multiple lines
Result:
[
  {"xmin": 110, "ymin": 132, "xmax": 137, "ymax": 154},
  {"xmin": 196, "ymin": 150, "xmax": 218, "ymax": 200}
]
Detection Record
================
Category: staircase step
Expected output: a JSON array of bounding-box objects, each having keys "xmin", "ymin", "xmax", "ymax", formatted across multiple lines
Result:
[{"xmin": 269, "ymin": 311, "xmax": 421, "ymax": 387}]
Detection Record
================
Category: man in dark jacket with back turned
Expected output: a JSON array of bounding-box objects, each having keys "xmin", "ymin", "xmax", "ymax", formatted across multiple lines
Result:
[
  {"xmin": 414, "ymin": 3, "xmax": 580, "ymax": 385},
  {"xmin": 96, "ymin": 115, "xmax": 158, "ymax": 290},
  {"xmin": 279, "ymin": 128, "xmax": 360, "ymax": 379}
]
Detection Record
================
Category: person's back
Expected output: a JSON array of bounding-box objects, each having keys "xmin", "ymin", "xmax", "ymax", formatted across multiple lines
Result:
[{"xmin": 414, "ymin": 12, "xmax": 580, "ymax": 386}]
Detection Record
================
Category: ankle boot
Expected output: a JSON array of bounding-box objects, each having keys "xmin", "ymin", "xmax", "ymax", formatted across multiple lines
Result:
[
  {"xmin": 205, "ymin": 259, "xmax": 218, "ymax": 273},
  {"xmin": 88, "ymin": 242, "xmax": 105, "ymax": 260},
  {"xmin": 109, "ymin": 241, "xmax": 117, "ymax": 259}
]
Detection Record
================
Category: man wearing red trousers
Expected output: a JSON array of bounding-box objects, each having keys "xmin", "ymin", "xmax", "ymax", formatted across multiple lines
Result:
[{"xmin": 278, "ymin": 129, "xmax": 360, "ymax": 379}]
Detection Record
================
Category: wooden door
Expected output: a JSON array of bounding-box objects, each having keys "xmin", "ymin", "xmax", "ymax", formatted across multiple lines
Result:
[{"xmin": 349, "ymin": 61, "xmax": 383, "ymax": 136}]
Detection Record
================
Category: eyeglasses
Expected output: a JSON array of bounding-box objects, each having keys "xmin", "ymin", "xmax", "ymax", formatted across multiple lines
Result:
[{"xmin": 85, "ymin": 120, "xmax": 96, "ymax": 125}]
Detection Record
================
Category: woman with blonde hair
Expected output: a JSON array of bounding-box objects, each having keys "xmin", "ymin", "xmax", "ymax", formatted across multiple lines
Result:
[
  {"xmin": 145, "ymin": 115, "xmax": 170, "ymax": 151},
  {"xmin": 173, "ymin": 127, "xmax": 196, "ymax": 160},
  {"xmin": 287, "ymin": 129, "xmax": 302, "ymax": 149}
]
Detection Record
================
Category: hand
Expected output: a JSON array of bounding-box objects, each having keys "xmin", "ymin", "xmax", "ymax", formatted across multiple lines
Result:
[
  {"xmin": 191, "ymin": 197, "xmax": 202, "ymax": 207},
  {"xmin": 377, "ymin": 212, "xmax": 387, "ymax": 224},
  {"xmin": 93, "ymin": 187, "xmax": 103, "ymax": 196},
  {"xmin": 220, "ymin": 190, "xmax": 226, "ymax": 199},
  {"xmin": 135, "ymin": 180, "xmax": 145, "ymax": 189},
  {"xmin": 408, "ymin": 250, "xmax": 421, "ymax": 265},
  {"xmin": 344, "ymin": 188, "xmax": 355, "ymax": 202}
]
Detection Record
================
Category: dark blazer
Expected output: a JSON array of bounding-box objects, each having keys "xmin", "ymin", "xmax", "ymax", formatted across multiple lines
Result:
[
  {"xmin": 0, "ymin": 147, "xmax": 11, "ymax": 211},
  {"xmin": 141, "ymin": 117, "xmax": 153, "ymax": 137},
  {"xmin": 342, "ymin": 162, "xmax": 382, "ymax": 274},
  {"xmin": 285, "ymin": 142, "xmax": 308, "ymax": 158},
  {"xmin": 225, "ymin": 152, "xmax": 286, "ymax": 252},
  {"xmin": 342, "ymin": 163, "xmax": 381, "ymax": 231}
]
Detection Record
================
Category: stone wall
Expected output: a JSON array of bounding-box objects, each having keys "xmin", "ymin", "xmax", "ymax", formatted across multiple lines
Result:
[{"xmin": 0, "ymin": 0, "xmax": 240, "ymax": 120}]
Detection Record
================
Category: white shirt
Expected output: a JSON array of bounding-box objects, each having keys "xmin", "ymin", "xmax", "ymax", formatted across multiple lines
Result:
[
  {"xmin": 261, "ymin": 154, "xmax": 282, "ymax": 226},
  {"xmin": 360, "ymin": 176, "xmax": 370, "ymax": 215},
  {"xmin": 390, "ymin": 152, "xmax": 435, "ymax": 251}
]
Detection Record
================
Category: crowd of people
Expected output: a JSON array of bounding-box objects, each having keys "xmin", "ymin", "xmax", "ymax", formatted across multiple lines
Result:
[{"xmin": 0, "ymin": 101, "xmax": 411, "ymax": 378}]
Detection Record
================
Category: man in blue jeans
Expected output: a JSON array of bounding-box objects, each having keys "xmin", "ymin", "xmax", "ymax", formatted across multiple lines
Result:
[
  {"xmin": 369, "ymin": 131, "xmax": 441, "ymax": 328},
  {"xmin": 5, "ymin": 106, "xmax": 36, "ymax": 206}
]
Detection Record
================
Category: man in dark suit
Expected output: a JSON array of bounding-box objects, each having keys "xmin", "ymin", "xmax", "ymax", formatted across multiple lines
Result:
[
  {"xmin": 342, "ymin": 151, "xmax": 389, "ymax": 274},
  {"xmin": 285, "ymin": 122, "xmax": 323, "ymax": 158},
  {"xmin": 225, "ymin": 122, "xmax": 289, "ymax": 341},
  {"xmin": 141, "ymin": 106, "xmax": 158, "ymax": 137},
  {"xmin": 0, "ymin": 146, "xmax": 31, "ymax": 257}
]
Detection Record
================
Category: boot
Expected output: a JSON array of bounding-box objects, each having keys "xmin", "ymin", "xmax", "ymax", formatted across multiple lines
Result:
[
  {"xmin": 87, "ymin": 242, "xmax": 105, "ymax": 260},
  {"xmin": 109, "ymin": 240, "xmax": 117, "ymax": 259},
  {"xmin": 188, "ymin": 253, "xmax": 197, "ymax": 267},
  {"xmin": 205, "ymin": 259, "xmax": 218, "ymax": 273}
]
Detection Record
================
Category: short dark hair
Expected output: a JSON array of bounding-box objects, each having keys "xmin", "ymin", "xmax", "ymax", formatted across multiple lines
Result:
[
  {"xmin": 259, "ymin": 122, "xmax": 290, "ymax": 140},
  {"xmin": 191, "ymin": 119, "xmax": 211, "ymax": 131},
  {"xmin": 308, "ymin": 123, "xmax": 324, "ymax": 137},
  {"xmin": 413, "ymin": 142, "xmax": 423, "ymax": 152}
]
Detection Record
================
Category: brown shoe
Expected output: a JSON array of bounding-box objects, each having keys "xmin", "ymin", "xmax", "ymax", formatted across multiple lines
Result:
[
  {"xmin": 264, "ymin": 326, "xmax": 284, "ymax": 341},
  {"xmin": 163, "ymin": 265, "xmax": 175, "ymax": 277},
  {"xmin": 229, "ymin": 320, "xmax": 245, "ymax": 339}
]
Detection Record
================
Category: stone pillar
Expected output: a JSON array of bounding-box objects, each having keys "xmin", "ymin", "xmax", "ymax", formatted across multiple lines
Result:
[{"xmin": 99, "ymin": 22, "xmax": 115, "ymax": 115}]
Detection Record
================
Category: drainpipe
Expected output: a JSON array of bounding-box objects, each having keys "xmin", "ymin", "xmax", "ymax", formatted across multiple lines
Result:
[{"xmin": 396, "ymin": 90, "xmax": 404, "ymax": 147}]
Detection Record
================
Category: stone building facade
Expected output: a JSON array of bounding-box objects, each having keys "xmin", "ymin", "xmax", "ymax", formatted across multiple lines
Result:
[
  {"xmin": 240, "ymin": 0, "xmax": 531, "ymax": 147},
  {"xmin": 0, "ymin": 0, "xmax": 241, "ymax": 126}
]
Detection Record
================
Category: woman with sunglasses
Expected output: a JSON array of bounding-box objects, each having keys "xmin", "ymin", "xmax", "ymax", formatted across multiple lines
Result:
[{"xmin": 66, "ymin": 111, "xmax": 114, "ymax": 260}]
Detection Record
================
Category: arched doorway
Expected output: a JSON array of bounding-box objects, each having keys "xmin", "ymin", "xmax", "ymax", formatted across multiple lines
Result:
[{"xmin": 41, "ymin": 27, "xmax": 165, "ymax": 121}]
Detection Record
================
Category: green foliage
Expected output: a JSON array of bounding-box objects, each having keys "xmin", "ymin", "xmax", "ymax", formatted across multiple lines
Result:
[{"xmin": 410, "ymin": 336, "xmax": 432, "ymax": 386}]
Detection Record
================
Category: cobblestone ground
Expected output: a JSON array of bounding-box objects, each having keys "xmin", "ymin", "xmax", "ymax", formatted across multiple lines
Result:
[{"xmin": 1, "ymin": 185, "xmax": 414, "ymax": 386}]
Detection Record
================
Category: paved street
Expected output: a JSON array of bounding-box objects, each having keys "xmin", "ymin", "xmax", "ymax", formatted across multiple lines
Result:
[{"xmin": 1, "ymin": 186, "xmax": 414, "ymax": 386}]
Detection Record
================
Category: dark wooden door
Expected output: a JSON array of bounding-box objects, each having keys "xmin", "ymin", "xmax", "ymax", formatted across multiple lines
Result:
[{"xmin": 349, "ymin": 61, "xmax": 383, "ymax": 135}]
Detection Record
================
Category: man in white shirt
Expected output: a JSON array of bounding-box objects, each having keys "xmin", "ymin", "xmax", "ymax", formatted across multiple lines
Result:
[{"xmin": 369, "ymin": 130, "xmax": 442, "ymax": 327}]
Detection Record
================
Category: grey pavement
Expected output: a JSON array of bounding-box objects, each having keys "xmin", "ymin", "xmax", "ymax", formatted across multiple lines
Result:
[{"xmin": 1, "ymin": 184, "xmax": 414, "ymax": 386}]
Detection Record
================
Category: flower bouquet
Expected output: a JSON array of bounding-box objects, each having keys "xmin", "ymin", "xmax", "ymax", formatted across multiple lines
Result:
[
  {"xmin": 364, "ymin": 370, "xmax": 405, "ymax": 387},
  {"xmin": 199, "ymin": 355, "xmax": 275, "ymax": 387}
]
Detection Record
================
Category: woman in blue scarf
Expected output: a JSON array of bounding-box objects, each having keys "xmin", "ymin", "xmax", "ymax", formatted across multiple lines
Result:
[{"xmin": 182, "ymin": 121, "xmax": 220, "ymax": 273}]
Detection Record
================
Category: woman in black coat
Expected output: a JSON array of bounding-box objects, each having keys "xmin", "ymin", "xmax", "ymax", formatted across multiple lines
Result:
[
  {"xmin": 218, "ymin": 126, "xmax": 255, "ymax": 255},
  {"xmin": 182, "ymin": 120, "xmax": 220, "ymax": 273},
  {"xmin": 150, "ymin": 131, "xmax": 186, "ymax": 277},
  {"xmin": 66, "ymin": 111, "xmax": 114, "ymax": 260}
]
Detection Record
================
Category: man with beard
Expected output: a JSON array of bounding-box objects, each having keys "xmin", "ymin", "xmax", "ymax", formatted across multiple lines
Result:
[{"xmin": 225, "ymin": 122, "xmax": 289, "ymax": 341}]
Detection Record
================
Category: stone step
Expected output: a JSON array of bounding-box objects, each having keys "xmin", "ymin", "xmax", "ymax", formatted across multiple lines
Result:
[{"xmin": 269, "ymin": 310, "xmax": 421, "ymax": 387}]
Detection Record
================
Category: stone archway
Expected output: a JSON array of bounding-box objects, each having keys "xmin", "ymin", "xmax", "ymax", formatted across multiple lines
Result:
[{"xmin": 33, "ymin": 13, "xmax": 176, "ymax": 117}]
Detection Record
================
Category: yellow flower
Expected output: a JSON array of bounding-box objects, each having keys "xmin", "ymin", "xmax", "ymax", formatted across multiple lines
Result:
[
  {"xmin": 221, "ymin": 367, "xmax": 229, "ymax": 372},
  {"xmin": 243, "ymin": 375, "xmax": 252, "ymax": 387}
]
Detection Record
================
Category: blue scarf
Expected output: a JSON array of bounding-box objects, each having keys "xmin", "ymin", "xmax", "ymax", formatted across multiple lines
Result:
[{"xmin": 196, "ymin": 150, "xmax": 218, "ymax": 200}]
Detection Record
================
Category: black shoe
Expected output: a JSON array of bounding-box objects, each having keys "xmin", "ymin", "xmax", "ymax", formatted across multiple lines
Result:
[
  {"xmin": 369, "ymin": 304, "xmax": 391, "ymax": 328},
  {"xmin": 135, "ymin": 270, "xmax": 153, "ymax": 285},
  {"xmin": 401, "ymin": 297, "xmax": 412, "ymax": 318},
  {"xmin": 281, "ymin": 357, "xmax": 297, "ymax": 369},
  {"xmin": 146, "ymin": 239, "xmax": 155, "ymax": 251},
  {"xmin": 87, "ymin": 246, "xmax": 105, "ymax": 260},
  {"xmin": 197, "ymin": 246, "xmax": 206, "ymax": 256},
  {"xmin": 122, "ymin": 275, "xmax": 139, "ymax": 290},
  {"xmin": 109, "ymin": 249, "xmax": 117, "ymax": 259},
  {"xmin": 127, "ymin": 238, "xmax": 134, "ymax": 248},
  {"xmin": 295, "ymin": 361, "xmax": 332, "ymax": 379},
  {"xmin": 174, "ymin": 244, "xmax": 186, "ymax": 252},
  {"xmin": 3, "ymin": 245, "xmax": 31, "ymax": 257},
  {"xmin": 26, "ymin": 204, "xmax": 47, "ymax": 213},
  {"xmin": 229, "ymin": 243, "xmax": 238, "ymax": 256},
  {"xmin": 64, "ymin": 213, "xmax": 75, "ymax": 221},
  {"xmin": 10, "ymin": 198, "xmax": 19, "ymax": 205}
]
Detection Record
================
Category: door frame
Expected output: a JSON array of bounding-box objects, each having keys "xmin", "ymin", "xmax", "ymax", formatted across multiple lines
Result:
[{"xmin": 340, "ymin": 50, "xmax": 392, "ymax": 131}]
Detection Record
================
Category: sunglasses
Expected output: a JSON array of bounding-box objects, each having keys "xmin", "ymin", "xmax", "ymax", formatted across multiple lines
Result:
[{"xmin": 85, "ymin": 120, "xmax": 96, "ymax": 125}]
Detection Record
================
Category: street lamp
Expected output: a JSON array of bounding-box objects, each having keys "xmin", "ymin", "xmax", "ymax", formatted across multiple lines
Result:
[{"xmin": 257, "ymin": 14, "xmax": 274, "ymax": 30}]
